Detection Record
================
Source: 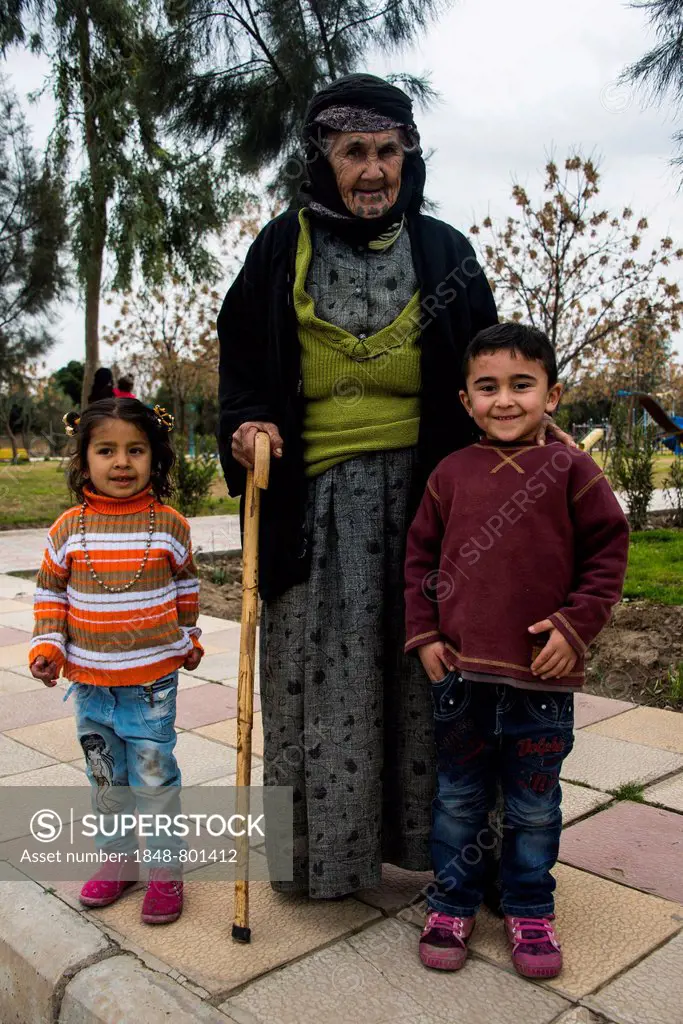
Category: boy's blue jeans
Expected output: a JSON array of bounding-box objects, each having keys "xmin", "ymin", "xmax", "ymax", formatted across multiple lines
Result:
[
  {"xmin": 428, "ymin": 672, "xmax": 574, "ymax": 919},
  {"xmin": 69, "ymin": 673, "xmax": 184, "ymax": 868}
]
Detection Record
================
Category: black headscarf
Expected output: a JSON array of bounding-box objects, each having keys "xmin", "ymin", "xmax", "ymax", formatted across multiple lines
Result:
[{"xmin": 299, "ymin": 74, "xmax": 426, "ymax": 246}]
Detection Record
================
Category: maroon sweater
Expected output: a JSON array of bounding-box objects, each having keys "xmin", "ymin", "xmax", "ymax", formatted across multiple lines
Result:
[{"xmin": 404, "ymin": 439, "xmax": 629, "ymax": 691}]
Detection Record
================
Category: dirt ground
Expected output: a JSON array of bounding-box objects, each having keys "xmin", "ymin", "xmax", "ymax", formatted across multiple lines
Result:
[
  {"xmin": 197, "ymin": 555, "xmax": 682, "ymax": 712},
  {"xmin": 586, "ymin": 602, "xmax": 683, "ymax": 710},
  {"xmin": 197, "ymin": 554, "xmax": 245, "ymax": 621}
]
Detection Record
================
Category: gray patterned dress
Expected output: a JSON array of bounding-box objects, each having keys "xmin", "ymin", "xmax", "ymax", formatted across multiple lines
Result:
[{"xmin": 260, "ymin": 224, "xmax": 437, "ymax": 898}]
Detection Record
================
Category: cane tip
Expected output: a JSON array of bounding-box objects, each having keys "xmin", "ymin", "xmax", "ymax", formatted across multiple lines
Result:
[{"xmin": 232, "ymin": 923, "xmax": 251, "ymax": 943}]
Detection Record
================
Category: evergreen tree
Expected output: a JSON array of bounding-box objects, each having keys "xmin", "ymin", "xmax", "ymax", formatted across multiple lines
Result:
[
  {"xmin": 150, "ymin": 0, "xmax": 441, "ymax": 194},
  {"xmin": 0, "ymin": 79, "xmax": 68, "ymax": 459},
  {"xmin": 1, "ymin": 1, "xmax": 243, "ymax": 405},
  {"xmin": 622, "ymin": 0, "xmax": 683, "ymax": 166}
]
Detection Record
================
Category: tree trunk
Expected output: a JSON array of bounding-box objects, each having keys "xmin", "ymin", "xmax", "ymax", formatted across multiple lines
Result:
[
  {"xmin": 81, "ymin": 247, "xmax": 104, "ymax": 406},
  {"xmin": 77, "ymin": 7, "xmax": 107, "ymax": 409}
]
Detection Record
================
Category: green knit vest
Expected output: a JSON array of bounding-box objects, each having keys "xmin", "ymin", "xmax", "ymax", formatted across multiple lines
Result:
[{"xmin": 294, "ymin": 209, "xmax": 421, "ymax": 478}]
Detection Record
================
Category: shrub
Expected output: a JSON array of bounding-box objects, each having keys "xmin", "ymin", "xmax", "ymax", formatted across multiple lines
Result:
[
  {"xmin": 173, "ymin": 439, "xmax": 217, "ymax": 517},
  {"xmin": 664, "ymin": 456, "xmax": 683, "ymax": 527},
  {"xmin": 606, "ymin": 404, "xmax": 657, "ymax": 531}
]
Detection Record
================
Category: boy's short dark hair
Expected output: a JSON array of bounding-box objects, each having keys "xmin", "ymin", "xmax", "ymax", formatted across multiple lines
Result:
[
  {"xmin": 117, "ymin": 375, "xmax": 134, "ymax": 392},
  {"xmin": 463, "ymin": 323, "xmax": 558, "ymax": 386}
]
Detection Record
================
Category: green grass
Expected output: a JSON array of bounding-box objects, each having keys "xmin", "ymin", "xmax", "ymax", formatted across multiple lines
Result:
[
  {"xmin": 623, "ymin": 529, "xmax": 683, "ymax": 604},
  {"xmin": 0, "ymin": 460, "xmax": 239, "ymax": 529},
  {"xmin": 592, "ymin": 451, "xmax": 675, "ymax": 487},
  {"xmin": 609, "ymin": 782, "xmax": 645, "ymax": 802}
]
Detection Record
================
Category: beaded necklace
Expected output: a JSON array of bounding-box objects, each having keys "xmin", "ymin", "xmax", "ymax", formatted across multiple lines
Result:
[{"xmin": 79, "ymin": 500, "xmax": 155, "ymax": 594}]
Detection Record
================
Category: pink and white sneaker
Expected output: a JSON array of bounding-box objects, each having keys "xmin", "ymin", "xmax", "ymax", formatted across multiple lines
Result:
[
  {"xmin": 504, "ymin": 914, "xmax": 562, "ymax": 978},
  {"xmin": 418, "ymin": 910, "xmax": 476, "ymax": 970},
  {"xmin": 141, "ymin": 868, "xmax": 184, "ymax": 924},
  {"xmin": 79, "ymin": 857, "xmax": 138, "ymax": 908}
]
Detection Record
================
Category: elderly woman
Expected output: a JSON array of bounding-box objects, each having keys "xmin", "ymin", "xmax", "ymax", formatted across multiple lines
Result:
[{"xmin": 218, "ymin": 74, "xmax": 558, "ymax": 900}]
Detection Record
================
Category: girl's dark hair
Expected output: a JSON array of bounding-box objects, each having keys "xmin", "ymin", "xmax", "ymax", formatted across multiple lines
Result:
[
  {"xmin": 88, "ymin": 367, "xmax": 115, "ymax": 404},
  {"xmin": 463, "ymin": 323, "xmax": 558, "ymax": 386},
  {"xmin": 66, "ymin": 398, "xmax": 175, "ymax": 501}
]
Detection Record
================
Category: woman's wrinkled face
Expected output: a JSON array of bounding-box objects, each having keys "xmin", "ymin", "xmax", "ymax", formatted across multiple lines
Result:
[{"xmin": 326, "ymin": 129, "xmax": 404, "ymax": 218}]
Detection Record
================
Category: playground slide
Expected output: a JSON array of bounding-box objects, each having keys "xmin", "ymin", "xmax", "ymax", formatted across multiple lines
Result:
[{"xmin": 617, "ymin": 390, "xmax": 683, "ymax": 454}]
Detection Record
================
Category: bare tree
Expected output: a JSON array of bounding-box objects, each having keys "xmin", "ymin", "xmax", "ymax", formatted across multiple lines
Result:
[{"xmin": 470, "ymin": 153, "xmax": 683, "ymax": 383}]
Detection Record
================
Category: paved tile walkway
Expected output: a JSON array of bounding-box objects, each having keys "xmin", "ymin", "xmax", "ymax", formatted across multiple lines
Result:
[{"xmin": 0, "ymin": 569, "xmax": 681, "ymax": 1022}]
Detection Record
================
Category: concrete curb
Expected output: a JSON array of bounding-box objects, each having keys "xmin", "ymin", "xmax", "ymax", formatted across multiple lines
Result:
[{"xmin": 0, "ymin": 880, "xmax": 238, "ymax": 1024}]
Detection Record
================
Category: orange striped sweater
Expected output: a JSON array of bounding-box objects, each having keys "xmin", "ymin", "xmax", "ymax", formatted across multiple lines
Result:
[{"xmin": 30, "ymin": 486, "xmax": 203, "ymax": 686}]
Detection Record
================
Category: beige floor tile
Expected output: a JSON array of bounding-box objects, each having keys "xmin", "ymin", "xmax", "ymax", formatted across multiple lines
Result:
[
  {"xmin": 177, "ymin": 671, "xmax": 209, "ymax": 690},
  {"xmin": 644, "ymin": 772, "xmax": 683, "ymax": 812},
  {"xmin": 196, "ymin": 713, "xmax": 263, "ymax": 757},
  {"xmin": 0, "ymin": 761, "xmax": 86, "ymax": 785},
  {"xmin": 468, "ymin": 863, "xmax": 683, "ymax": 1000},
  {"xmin": 0, "ymin": 599, "xmax": 33, "ymax": 614},
  {"xmin": 561, "ymin": 730, "xmax": 683, "ymax": 792},
  {"xmin": 0, "ymin": 641, "xmax": 30, "ymax": 668},
  {"xmin": 355, "ymin": 863, "xmax": 433, "ymax": 913},
  {"xmin": 554, "ymin": 1010, "xmax": 613, "ymax": 1024},
  {"xmin": 174, "ymin": 731, "xmax": 238, "ymax": 785},
  {"xmin": 6, "ymin": 716, "xmax": 81, "ymax": 762},
  {"xmin": 93, "ymin": 881, "xmax": 381, "ymax": 995},
  {"xmin": 587, "ymin": 706, "xmax": 683, "ymax": 754},
  {"xmin": 201, "ymin": 628, "xmax": 242, "ymax": 656},
  {"xmin": 0, "ymin": 608, "xmax": 35, "ymax": 632},
  {"xmin": 561, "ymin": 782, "xmax": 612, "ymax": 825},
  {"xmin": 223, "ymin": 937, "xmax": 432, "ymax": 1024},
  {"xmin": 193, "ymin": 652, "xmax": 242, "ymax": 683},
  {"xmin": 588, "ymin": 930, "xmax": 683, "ymax": 1024},
  {"xmin": 0, "ymin": 733, "xmax": 54, "ymax": 777},
  {"xmin": 197, "ymin": 613, "xmax": 239, "ymax": 635},
  {"xmin": 200, "ymin": 760, "xmax": 264, "ymax": 786},
  {"xmin": 0, "ymin": 668, "xmax": 44, "ymax": 694},
  {"xmin": 346, "ymin": 919, "xmax": 569, "ymax": 1023}
]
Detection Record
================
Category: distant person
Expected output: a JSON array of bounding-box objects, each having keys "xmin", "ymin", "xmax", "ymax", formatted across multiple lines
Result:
[
  {"xmin": 114, "ymin": 375, "xmax": 136, "ymax": 399},
  {"xmin": 88, "ymin": 367, "xmax": 115, "ymax": 404},
  {"xmin": 29, "ymin": 398, "xmax": 203, "ymax": 925},
  {"xmin": 405, "ymin": 323, "xmax": 629, "ymax": 978}
]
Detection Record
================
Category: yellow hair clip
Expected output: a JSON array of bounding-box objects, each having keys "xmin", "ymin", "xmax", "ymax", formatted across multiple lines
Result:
[{"xmin": 153, "ymin": 406, "xmax": 175, "ymax": 432}]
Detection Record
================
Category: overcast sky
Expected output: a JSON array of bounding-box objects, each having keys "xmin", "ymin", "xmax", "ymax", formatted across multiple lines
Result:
[{"xmin": 3, "ymin": 0, "xmax": 682, "ymax": 371}]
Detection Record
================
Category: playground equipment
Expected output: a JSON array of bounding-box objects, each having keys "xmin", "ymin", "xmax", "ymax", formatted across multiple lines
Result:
[
  {"xmin": 578, "ymin": 427, "xmax": 605, "ymax": 453},
  {"xmin": 616, "ymin": 390, "xmax": 683, "ymax": 455}
]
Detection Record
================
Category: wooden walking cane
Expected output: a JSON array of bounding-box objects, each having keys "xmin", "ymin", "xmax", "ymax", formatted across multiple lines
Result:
[{"xmin": 232, "ymin": 431, "xmax": 270, "ymax": 943}]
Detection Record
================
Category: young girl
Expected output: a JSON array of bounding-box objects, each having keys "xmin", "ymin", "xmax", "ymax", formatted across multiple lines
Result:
[{"xmin": 30, "ymin": 398, "xmax": 203, "ymax": 924}]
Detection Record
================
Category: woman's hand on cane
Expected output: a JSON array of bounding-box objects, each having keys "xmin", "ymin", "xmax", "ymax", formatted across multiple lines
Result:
[{"xmin": 232, "ymin": 422, "xmax": 283, "ymax": 470}]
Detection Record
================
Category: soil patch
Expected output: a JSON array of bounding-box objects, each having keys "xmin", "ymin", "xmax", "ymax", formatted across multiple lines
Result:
[
  {"xmin": 196, "ymin": 554, "xmax": 245, "ymax": 622},
  {"xmin": 585, "ymin": 601, "xmax": 683, "ymax": 711}
]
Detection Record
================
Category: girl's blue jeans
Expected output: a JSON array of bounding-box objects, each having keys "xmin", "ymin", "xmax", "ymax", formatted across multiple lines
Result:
[
  {"xmin": 428, "ymin": 672, "xmax": 574, "ymax": 919},
  {"xmin": 68, "ymin": 673, "xmax": 184, "ymax": 869}
]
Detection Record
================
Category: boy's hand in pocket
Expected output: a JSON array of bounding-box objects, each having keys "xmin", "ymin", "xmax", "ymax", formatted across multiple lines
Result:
[
  {"xmin": 418, "ymin": 641, "xmax": 457, "ymax": 682},
  {"xmin": 30, "ymin": 656, "xmax": 60, "ymax": 687},
  {"xmin": 528, "ymin": 619, "xmax": 578, "ymax": 679}
]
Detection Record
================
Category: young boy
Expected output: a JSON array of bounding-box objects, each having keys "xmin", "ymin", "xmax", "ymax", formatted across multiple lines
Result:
[{"xmin": 404, "ymin": 323, "xmax": 629, "ymax": 979}]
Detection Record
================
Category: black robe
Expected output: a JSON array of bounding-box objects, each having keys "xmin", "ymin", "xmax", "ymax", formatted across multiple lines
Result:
[{"xmin": 217, "ymin": 209, "xmax": 498, "ymax": 600}]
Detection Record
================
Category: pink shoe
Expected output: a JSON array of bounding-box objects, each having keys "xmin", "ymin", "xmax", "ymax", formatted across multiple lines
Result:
[
  {"xmin": 79, "ymin": 858, "xmax": 138, "ymax": 908},
  {"xmin": 141, "ymin": 868, "xmax": 184, "ymax": 924},
  {"xmin": 418, "ymin": 910, "xmax": 476, "ymax": 970},
  {"xmin": 505, "ymin": 915, "xmax": 562, "ymax": 978}
]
